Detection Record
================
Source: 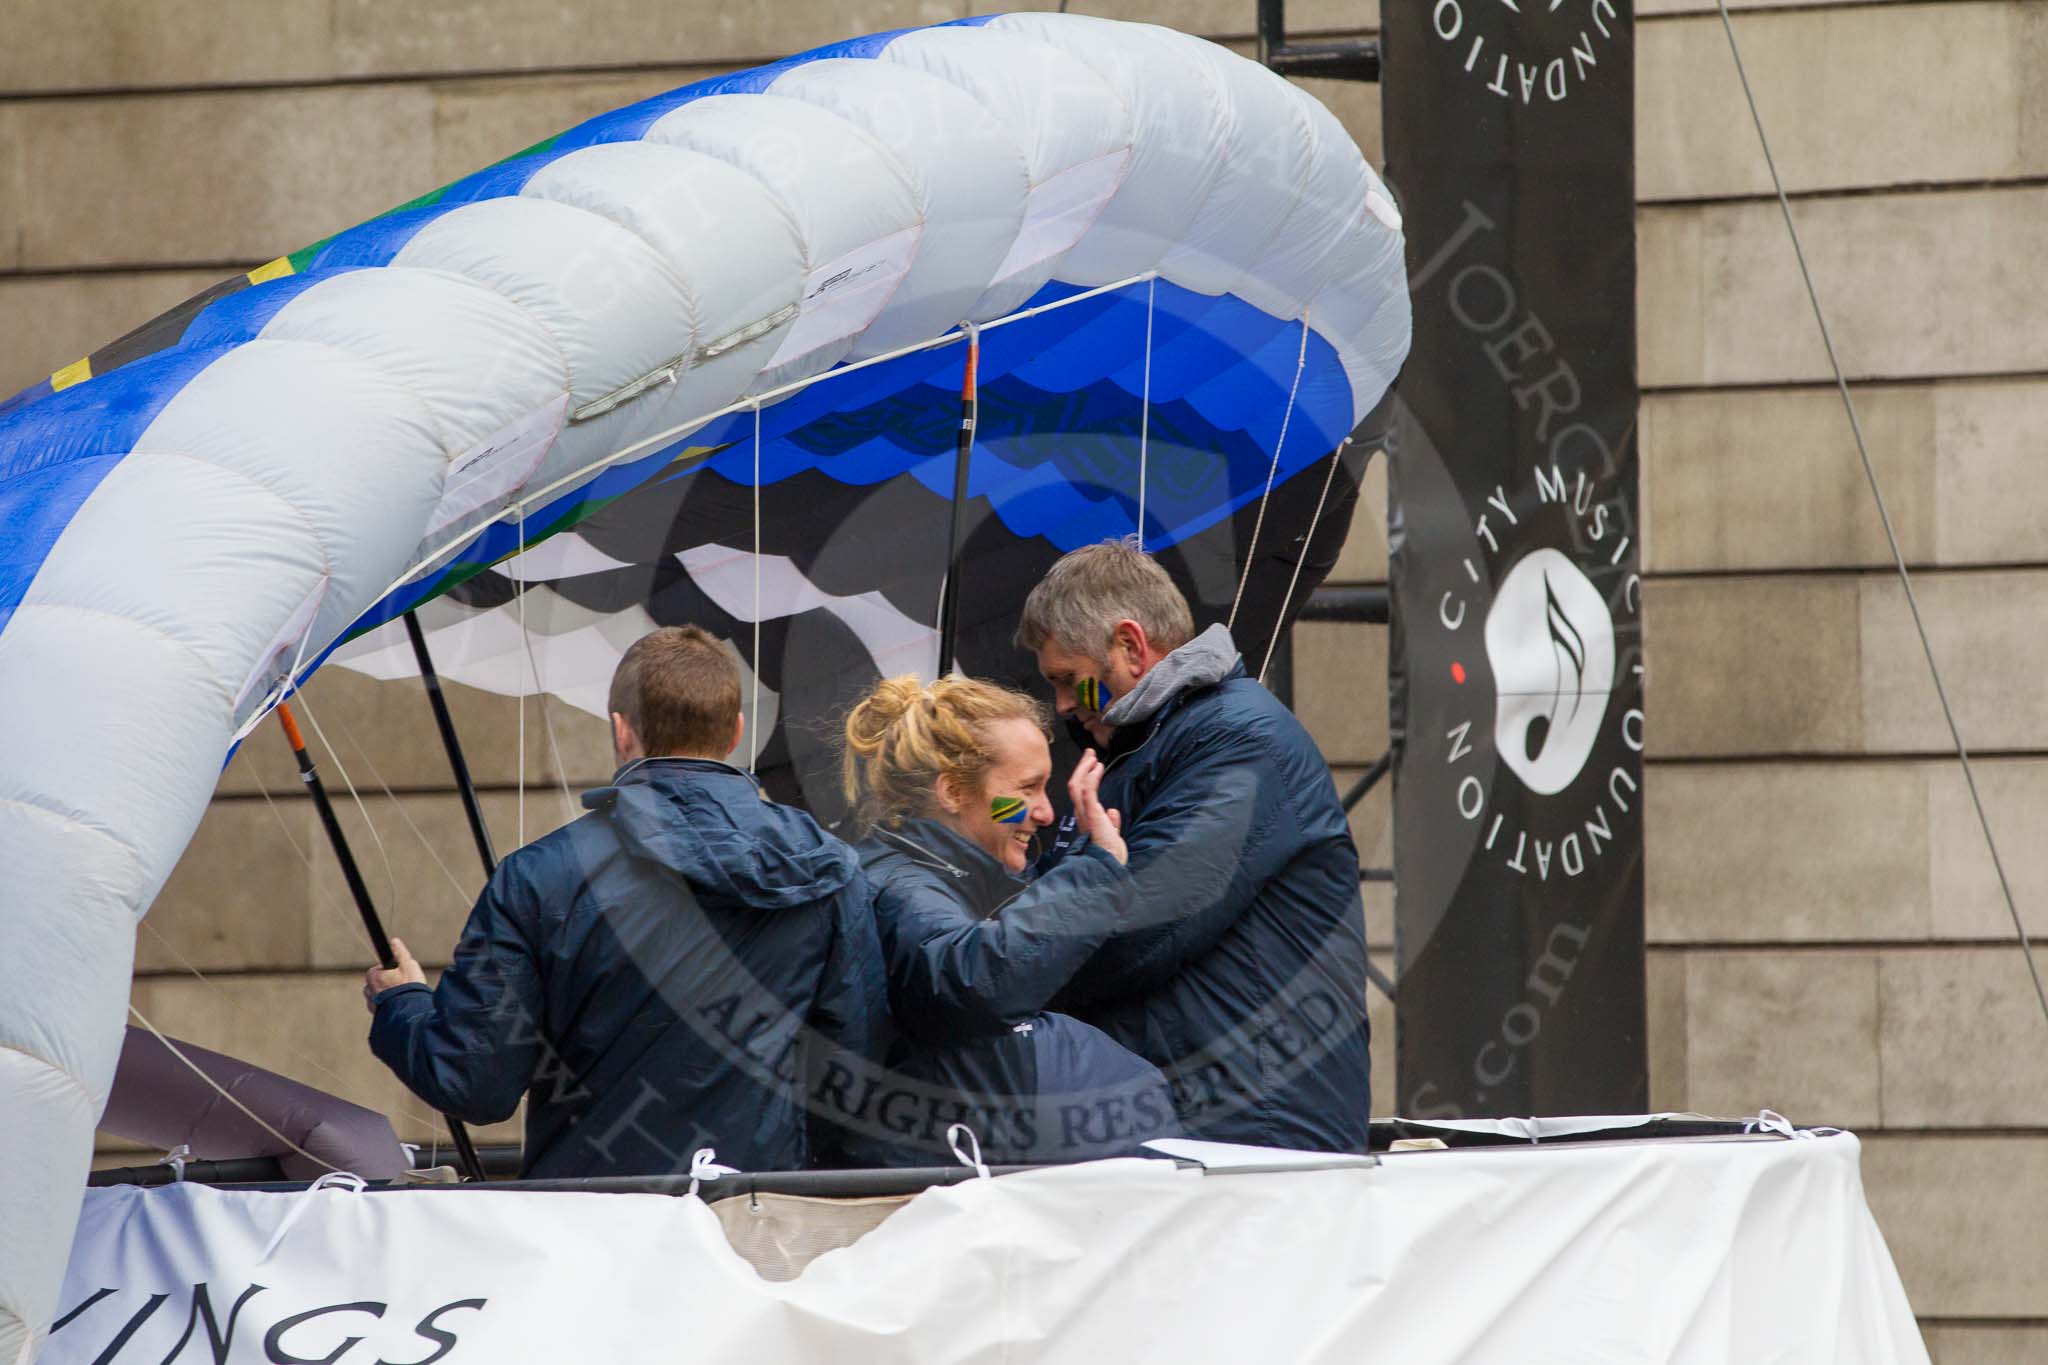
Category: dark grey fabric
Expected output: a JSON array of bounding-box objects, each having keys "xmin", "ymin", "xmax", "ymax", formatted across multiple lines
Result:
[{"xmin": 103, "ymin": 1027, "xmax": 408, "ymax": 1180}]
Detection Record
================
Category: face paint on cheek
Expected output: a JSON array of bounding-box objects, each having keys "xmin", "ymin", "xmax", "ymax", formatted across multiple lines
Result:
[
  {"xmin": 990, "ymin": 796, "xmax": 1029, "ymax": 825},
  {"xmin": 1074, "ymin": 676, "xmax": 1113, "ymax": 717}
]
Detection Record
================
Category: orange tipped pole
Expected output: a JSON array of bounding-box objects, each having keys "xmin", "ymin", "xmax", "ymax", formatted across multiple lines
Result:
[
  {"xmin": 276, "ymin": 703, "xmax": 392, "ymax": 968},
  {"xmin": 275, "ymin": 700, "xmax": 488, "ymax": 1182}
]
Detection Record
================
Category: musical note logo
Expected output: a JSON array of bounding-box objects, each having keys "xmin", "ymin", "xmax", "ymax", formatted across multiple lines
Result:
[{"xmin": 1484, "ymin": 548, "xmax": 1615, "ymax": 796}]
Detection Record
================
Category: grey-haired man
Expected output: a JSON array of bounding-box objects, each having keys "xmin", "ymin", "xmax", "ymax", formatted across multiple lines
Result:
[{"xmin": 1020, "ymin": 538, "xmax": 1372, "ymax": 1153}]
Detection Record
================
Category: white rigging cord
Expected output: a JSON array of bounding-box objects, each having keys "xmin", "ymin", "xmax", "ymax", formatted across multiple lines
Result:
[
  {"xmin": 292, "ymin": 689, "xmax": 403, "ymax": 931},
  {"xmin": 317, "ymin": 702, "xmax": 476, "ymax": 913},
  {"xmin": 1137, "ymin": 273, "xmax": 1155, "ymax": 549},
  {"xmin": 1716, "ymin": 0, "xmax": 2048, "ymax": 1035},
  {"xmin": 137, "ymin": 921, "xmax": 444, "ymax": 1137},
  {"xmin": 385, "ymin": 272, "xmax": 1161, "ymax": 620},
  {"xmin": 516, "ymin": 511, "xmax": 527, "ymax": 849},
  {"xmin": 750, "ymin": 399, "xmax": 763, "ymax": 772},
  {"xmin": 1228, "ymin": 317, "xmax": 1312, "ymax": 632},
  {"xmin": 246, "ymin": 767, "xmax": 374, "ymax": 959},
  {"xmin": 1258, "ymin": 436, "xmax": 1353, "ymax": 685},
  {"xmin": 515, "ymin": 624, "xmax": 579, "ymax": 824},
  {"xmin": 125, "ymin": 1002, "xmax": 343, "ymax": 1176}
]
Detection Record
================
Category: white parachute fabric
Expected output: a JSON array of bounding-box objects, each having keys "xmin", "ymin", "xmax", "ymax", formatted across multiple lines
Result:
[
  {"xmin": 0, "ymin": 15, "xmax": 1410, "ymax": 1356},
  {"xmin": 41, "ymin": 1136, "xmax": 1928, "ymax": 1363}
]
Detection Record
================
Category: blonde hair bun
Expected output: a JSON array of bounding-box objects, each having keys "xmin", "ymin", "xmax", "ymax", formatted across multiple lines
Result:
[{"xmin": 841, "ymin": 675, "xmax": 1051, "ymax": 830}]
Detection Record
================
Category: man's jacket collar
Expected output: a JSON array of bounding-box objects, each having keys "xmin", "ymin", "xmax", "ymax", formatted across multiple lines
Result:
[
  {"xmin": 1100, "ymin": 623, "xmax": 1243, "ymax": 734},
  {"xmin": 583, "ymin": 755, "xmax": 756, "ymax": 808}
]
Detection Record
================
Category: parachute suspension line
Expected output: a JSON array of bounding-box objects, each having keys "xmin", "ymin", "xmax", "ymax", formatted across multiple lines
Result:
[
  {"xmin": 516, "ymin": 510, "xmax": 527, "ymax": 849},
  {"xmin": 315, "ymin": 690, "xmax": 476, "ymax": 911},
  {"xmin": 401, "ymin": 612, "xmax": 501, "ymax": 887},
  {"xmin": 934, "ymin": 323, "xmax": 981, "ymax": 679},
  {"xmin": 241, "ymin": 763, "xmax": 464, "ymax": 1126},
  {"xmin": 515, "ymin": 622, "xmax": 578, "ymax": 825},
  {"xmin": 1258, "ymin": 435, "xmax": 1353, "ymax": 686},
  {"xmin": 1137, "ymin": 273, "xmax": 1155, "ymax": 549},
  {"xmin": 749, "ymin": 399, "xmax": 764, "ymax": 773},
  {"xmin": 244, "ymin": 766, "xmax": 376, "ymax": 961},
  {"xmin": 126, "ymin": 1003, "xmax": 344, "ymax": 1176},
  {"xmin": 502, "ymin": 506, "xmax": 578, "ymax": 825},
  {"xmin": 372, "ymin": 272, "xmax": 1159, "ymax": 618},
  {"xmin": 1227, "ymin": 316, "xmax": 1312, "ymax": 634},
  {"xmin": 1716, "ymin": 0, "xmax": 2048, "ymax": 1038},
  {"xmin": 290, "ymin": 692, "xmax": 403, "ymax": 941},
  {"xmin": 271, "ymin": 702, "xmax": 490, "ymax": 1180},
  {"xmin": 136, "ymin": 922, "xmax": 444, "ymax": 1135},
  {"xmin": 140, "ymin": 925, "xmax": 444, "ymax": 1137}
]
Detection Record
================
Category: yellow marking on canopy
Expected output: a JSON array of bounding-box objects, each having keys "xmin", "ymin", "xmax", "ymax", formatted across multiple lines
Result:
[
  {"xmin": 50, "ymin": 357, "xmax": 93, "ymax": 392},
  {"xmin": 247, "ymin": 257, "xmax": 295, "ymax": 285}
]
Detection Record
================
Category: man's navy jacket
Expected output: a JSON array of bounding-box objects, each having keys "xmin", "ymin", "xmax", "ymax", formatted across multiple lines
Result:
[
  {"xmin": 1052, "ymin": 639, "xmax": 1374, "ymax": 1153},
  {"xmin": 369, "ymin": 757, "xmax": 885, "ymax": 1177}
]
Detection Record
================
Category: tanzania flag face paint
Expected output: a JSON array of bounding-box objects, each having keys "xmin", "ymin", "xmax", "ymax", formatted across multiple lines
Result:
[
  {"xmin": 990, "ymin": 795, "xmax": 1028, "ymax": 825},
  {"xmin": 1074, "ymin": 676, "xmax": 1112, "ymax": 715}
]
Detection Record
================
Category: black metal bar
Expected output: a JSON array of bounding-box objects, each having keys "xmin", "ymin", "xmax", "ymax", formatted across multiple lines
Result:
[
  {"xmin": 933, "ymin": 332, "xmax": 979, "ymax": 675},
  {"xmin": 416, "ymin": 1143, "xmax": 525, "ymax": 1178},
  {"xmin": 1257, "ymin": 0, "xmax": 1284, "ymax": 66},
  {"xmin": 1258, "ymin": 0, "xmax": 1381, "ymax": 81},
  {"xmin": 1267, "ymin": 39, "xmax": 1381, "ymax": 82},
  {"xmin": 1267, "ymin": 628, "xmax": 1295, "ymax": 710},
  {"xmin": 1340, "ymin": 750, "xmax": 1392, "ymax": 812},
  {"xmin": 403, "ymin": 611, "xmax": 498, "ymax": 875},
  {"xmin": 90, "ymin": 1156, "xmax": 288, "ymax": 1187},
  {"xmin": 1364, "ymin": 958, "xmax": 1399, "ymax": 1001},
  {"xmin": 205, "ymin": 1165, "xmax": 1055, "ymax": 1198},
  {"xmin": 440, "ymin": 1113, "xmax": 488, "ymax": 1187},
  {"xmin": 1360, "ymin": 868, "xmax": 1393, "ymax": 883},
  {"xmin": 1297, "ymin": 585, "xmax": 1389, "ymax": 624},
  {"xmin": 279, "ymin": 704, "xmax": 394, "ymax": 968},
  {"xmin": 93, "ymin": 1122, "xmax": 1788, "ymax": 1188},
  {"xmin": 276, "ymin": 703, "xmax": 489, "ymax": 1184}
]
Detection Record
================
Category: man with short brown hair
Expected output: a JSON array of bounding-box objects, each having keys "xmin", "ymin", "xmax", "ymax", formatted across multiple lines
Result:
[
  {"xmin": 606, "ymin": 624, "xmax": 745, "ymax": 761},
  {"xmin": 366, "ymin": 626, "xmax": 885, "ymax": 1177}
]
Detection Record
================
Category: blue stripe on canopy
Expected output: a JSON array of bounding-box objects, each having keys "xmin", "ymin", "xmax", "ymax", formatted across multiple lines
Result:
[
  {"xmin": 0, "ymin": 344, "xmax": 232, "ymax": 634},
  {"xmin": 0, "ymin": 17, "xmax": 1363, "ymax": 671}
]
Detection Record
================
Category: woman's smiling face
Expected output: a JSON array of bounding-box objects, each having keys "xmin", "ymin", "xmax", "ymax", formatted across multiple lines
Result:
[{"xmin": 938, "ymin": 716, "xmax": 1055, "ymax": 874}]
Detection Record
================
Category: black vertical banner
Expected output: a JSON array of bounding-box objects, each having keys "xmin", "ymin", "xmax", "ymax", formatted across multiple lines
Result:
[{"xmin": 1381, "ymin": 0, "xmax": 1646, "ymax": 1117}]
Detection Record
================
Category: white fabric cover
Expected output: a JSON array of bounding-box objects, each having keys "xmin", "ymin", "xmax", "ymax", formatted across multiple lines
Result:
[
  {"xmin": 41, "ymin": 1135, "xmax": 1926, "ymax": 1363},
  {"xmin": 0, "ymin": 17, "xmax": 1410, "ymax": 1356}
]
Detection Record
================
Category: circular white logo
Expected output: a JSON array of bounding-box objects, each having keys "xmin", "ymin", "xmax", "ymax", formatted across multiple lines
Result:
[{"xmin": 1484, "ymin": 547, "xmax": 1614, "ymax": 796}]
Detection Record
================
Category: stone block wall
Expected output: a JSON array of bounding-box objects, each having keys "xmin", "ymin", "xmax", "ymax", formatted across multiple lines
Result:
[
  {"xmin": 1305, "ymin": 3, "xmax": 2048, "ymax": 1357},
  {"xmin": 7, "ymin": 2, "xmax": 2034, "ymax": 1355}
]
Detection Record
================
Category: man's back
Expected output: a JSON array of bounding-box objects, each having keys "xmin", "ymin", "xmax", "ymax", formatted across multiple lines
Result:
[{"xmin": 368, "ymin": 758, "xmax": 882, "ymax": 1177}]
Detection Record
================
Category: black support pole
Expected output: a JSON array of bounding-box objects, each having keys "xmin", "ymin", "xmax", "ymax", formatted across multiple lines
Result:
[
  {"xmin": 277, "ymin": 703, "xmax": 489, "ymax": 1183},
  {"xmin": 402, "ymin": 611, "xmax": 499, "ymax": 876},
  {"xmin": 1258, "ymin": 0, "xmax": 1381, "ymax": 82},
  {"xmin": 933, "ymin": 330, "xmax": 979, "ymax": 677}
]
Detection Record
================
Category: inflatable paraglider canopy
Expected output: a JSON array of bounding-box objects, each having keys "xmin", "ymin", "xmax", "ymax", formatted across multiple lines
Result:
[{"xmin": 0, "ymin": 12, "xmax": 1408, "ymax": 1353}]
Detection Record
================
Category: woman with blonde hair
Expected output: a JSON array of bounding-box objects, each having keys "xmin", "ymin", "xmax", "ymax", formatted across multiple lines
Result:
[{"xmin": 837, "ymin": 674, "xmax": 1180, "ymax": 1165}]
